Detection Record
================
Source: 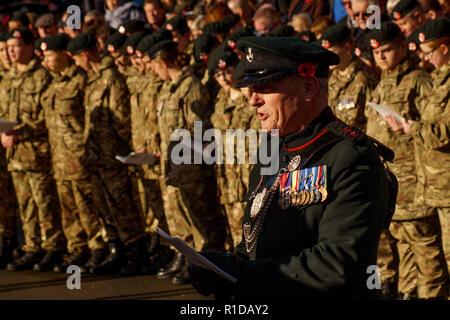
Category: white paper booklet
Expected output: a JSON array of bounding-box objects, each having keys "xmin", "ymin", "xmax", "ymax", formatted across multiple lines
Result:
[
  {"xmin": 115, "ymin": 152, "xmax": 157, "ymax": 165},
  {"xmin": 156, "ymin": 227, "xmax": 238, "ymax": 283},
  {"xmin": 367, "ymin": 102, "xmax": 404, "ymax": 123},
  {"xmin": 0, "ymin": 118, "xmax": 17, "ymax": 133}
]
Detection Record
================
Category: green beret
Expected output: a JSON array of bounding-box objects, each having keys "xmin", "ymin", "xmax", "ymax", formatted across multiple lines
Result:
[
  {"xmin": 264, "ymin": 25, "xmax": 295, "ymax": 37},
  {"xmin": 320, "ymin": 24, "xmax": 351, "ymax": 48},
  {"xmin": 118, "ymin": 19, "xmax": 147, "ymax": 35},
  {"xmin": 235, "ymin": 36, "xmax": 339, "ymax": 88},
  {"xmin": 202, "ymin": 14, "xmax": 240, "ymax": 35},
  {"xmin": 5, "ymin": 28, "xmax": 34, "ymax": 45},
  {"xmin": 194, "ymin": 33, "xmax": 218, "ymax": 63},
  {"xmin": 368, "ymin": 22, "xmax": 402, "ymax": 49},
  {"xmin": 224, "ymin": 25, "xmax": 254, "ymax": 50},
  {"xmin": 40, "ymin": 34, "xmax": 70, "ymax": 52},
  {"xmin": 163, "ymin": 15, "xmax": 189, "ymax": 34},
  {"xmin": 67, "ymin": 33, "xmax": 97, "ymax": 56},
  {"xmin": 294, "ymin": 30, "xmax": 316, "ymax": 42},
  {"xmin": 105, "ymin": 32, "xmax": 128, "ymax": 55},
  {"xmin": 207, "ymin": 47, "xmax": 239, "ymax": 76},
  {"xmin": 416, "ymin": 18, "xmax": 450, "ymax": 44},
  {"xmin": 148, "ymin": 40, "xmax": 177, "ymax": 59},
  {"xmin": 406, "ymin": 29, "xmax": 420, "ymax": 52},
  {"xmin": 123, "ymin": 31, "xmax": 150, "ymax": 56},
  {"xmin": 0, "ymin": 31, "xmax": 8, "ymax": 42},
  {"xmin": 10, "ymin": 11, "xmax": 29, "ymax": 25},
  {"xmin": 136, "ymin": 29, "xmax": 173, "ymax": 57},
  {"xmin": 391, "ymin": 0, "xmax": 419, "ymax": 21}
]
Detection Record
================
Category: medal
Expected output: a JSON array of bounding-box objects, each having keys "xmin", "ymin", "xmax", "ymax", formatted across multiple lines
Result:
[
  {"xmin": 287, "ymin": 155, "xmax": 301, "ymax": 171},
  {"xmin": 250, "ymin": 187, "xmax": 268, "ymax": 221},
  {"xmin": 319, "ymin": 187, "xmax": 328, "ymax": 201}
]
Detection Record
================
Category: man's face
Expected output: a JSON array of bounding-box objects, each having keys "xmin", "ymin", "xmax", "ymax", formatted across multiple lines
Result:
[
  {"xmin": 421, "ymin": 43, "xmax": 448, "ymax": 69},
  {"xmin": 112, "ymin": 51, "xmax": 130, "ymax": 69},
  {"xmin": 253, "ymin": 18, "xmax": 272, "ymax": 35},
  {"xmin": 144, "ymin": 3, "xmax": 165, "ymax": 26},
  {"xmin": 6, "ymin": 38, "xmax": 32, "ymax": 64},
  {"xmin": 328, "ymin": 43, "xmax": 352, "ymax": 70},
  {"xmin": 247, "ymin": 74, "xmax": 308, "ymax": 136},
  {"xmin": 72, "ymin": 52, "xmax": 89, "ymax": 71},
  {"xmin": 37, "ymin": 24, "xmax": 58, "ymax": 38},
  {"xmin": 214, "ymin": 66, "xmax": 236, "ymax": 91},
  {"xmin": 150, "ymin": 58, "xmax": 169, "ymax": 80},
  {"xmin": 171, "ymin": 30, "xmax": 190, "ymax": 52},
  {"xmin": 0, "ymin": 42, "xmax": 10, "ymax": 67},
  {"xmin": 106, "ymin": 0, "xmax": 119, "ymax": 11},
  {"xmin": 394, "ymin": 12, "xmax": 422, "ymax": 37},
  {"xmin": 42, "ymin": 50, "xmax": 66, "ymax": 73},
  {"xmin": 142, "ymin": 55, "xmax": 152, "ymax": 73},
  {"xmin": 373, "ymin": 41, "xmax": 405, "ymax": 71},
  {"xmin": 353, "ymin": 1, "xmax": 370, "ymax": 30},
  {"xmin": 8, "ymin": 21, "xmax": 24, "ymax": 30}
]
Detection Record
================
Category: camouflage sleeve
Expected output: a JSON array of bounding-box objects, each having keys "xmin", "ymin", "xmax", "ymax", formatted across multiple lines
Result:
[
  {"xmin": 107, "ymin": 79, "xmax": 131, "ymax": 146},
  {"xmin": 411, "ymin": 71, "xmax": 433, "ymax": 120},
  {"xmin": 410, "ymin": 105, "xmax": 450, "ymax": 150},
  {"xmin": 353, "ymin": 72, "xmax": 373, "ymax": 131},
  {"xmin": 183, "ymin": 81, "xmax": 212, "ymax": 133}
]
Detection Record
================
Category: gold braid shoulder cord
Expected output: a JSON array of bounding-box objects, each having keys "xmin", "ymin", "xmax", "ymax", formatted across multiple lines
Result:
[{"xmin": 243, "ymin": 155, "xmax": 301, "ymax": 254}]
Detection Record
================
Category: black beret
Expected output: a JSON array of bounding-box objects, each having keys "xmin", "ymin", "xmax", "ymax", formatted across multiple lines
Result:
[
  {"xmin": 294, "ymin": 30, "xmax": 316, "ymax": 42},
  {"xmin": 202, "ymin": 13, "xmax": 240, "ymax": 34},
  {"xmin": 148, "ymin": 40, "xmax": 177, "ymax": 59},
  {"xmin": 34, "ymin": 38, "xmax": 43, "ymax": 57},
  {"xmin": 235, "ymin": 36, "xmax": 339, "ymax": 88},
  {"xmin": 368, "ymin": 22, "xmax": 402, "ymax": 49},
  {"xmin": 35, "ymin": 13, "xmax": 56, "ymax": 28},
  {"xmin": 123, "ymin": 31, "xmax": 150, "ymax": 56},
  {"xmin": 40, "ymin": 34, "xmax": 70, "ymax": 52},
  {"xmin": 194, "ymin": 33, "xmax": 217, "ymax": 62},
  {"xmin": 224, "ymin": 25, "xmax": 254, "ymax": 50},
  {"xmin": 391, "ymin": 0, "xmax": 419, "ymax": 21},
  {"xmin": 406, "ymin": 29, "xmax": 420, "ymax": 52},
  {"xmin": 67, "ymin": 33, "xmax": 97, "ymax": 56},
  {"xmin": 136, "ymin": 29, "xmax": 173, "ymax": 57},
  {"xmin": 0, "ymin": 31, "xmax": 8, "ymax": 42},
  {"xmin": 10, "ymin": 11, "xmax": 29, "ymax": 25},
  {"xmin": 105, "ymin": 32, "xmax": 128, "ymax": 54},
  {"xmin": 354, "ymin": 34, "xmax": 372, "ymax": 59},
  {"xmin": 264, "ymin": 25, "xmax": 295, "ymax": 37},
  {"xmin": 118, "ymin": 19, "xmax": 147, "ymax": 35},
  {"xmin": 5, "ymin": 28, "xmax": 34, "ymax": 45},
  {"xmin": 163, "ymin": 15, "xmax": 189, "ymax": 34},
  {"xmin": 416, "ymin": 18, "xmax": 450, "ymax": 44},
  {"xmin": 207, "ymin": 47, "xmax": 239, "ymax": 76},
  {"xmin": 320, "ymin": 24, "xmax": 351, "ymax": 48}
]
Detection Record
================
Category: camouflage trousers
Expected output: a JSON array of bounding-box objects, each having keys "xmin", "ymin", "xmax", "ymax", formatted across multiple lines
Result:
[
  {"xmin": 56, "ymin": 179, "xmax": 106, "ymax": 254},
  {"xmin": 0, "ymin": 170, "xmax": 16, "ymax": 238},
  {"xmin": 160, "ymin": 176, "xmax": 226, "ymax": 252},
  {"xmin": 10, "ymin": 170, "xmax": 64, "ymax": 252},
  {"xmin": 222, "ymin": 202, "xmax": 245, "ymax": 251},
  {"xmin": 90, "ymin": 166, "xmax": 145, "ymax": 246},
  {"xmin": 378, "ymin": 214, "xmax": 449, "ymax": 299},
  {"xmin": 436, "ymin": 207, "xmax": 450, "ymax": 276}
]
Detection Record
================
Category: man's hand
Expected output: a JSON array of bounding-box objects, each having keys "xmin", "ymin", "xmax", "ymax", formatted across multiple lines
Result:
[
  {"xmin": 1, "ymin": 132, "xmax": 18, "ymax": 148},
  {"xmin": 385, "ymin": 115, "xmax": 414, "ymax": 135}
]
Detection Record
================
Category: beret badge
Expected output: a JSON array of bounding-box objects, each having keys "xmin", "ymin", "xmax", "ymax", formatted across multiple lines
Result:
[
  {"xmin": 199, "ymin": 52, "xmax": 208, "ymax": 62},
  {"xmin": 297, "ymin": 62, "xmax": 316, "ymax": 77},
  {"xmin": 246, "ymin": 47, "xmax": 254, "ymax": 63},
  {"xmin": 418, "ymin": 32, "xmax": 426, "ymax": 43},
  {"xmin": 136, "ymin": 50, "xmax": 143, "ymax": 58},
  {"xmin": 408, "ymin": 42, "xmax": 417, "ymax": 51},
  {"xmin": 107, "ymin": 44, "xmax": 116, "ymax": 53},
  {"xmin": 40, "ymin": 41, "xmax": 47, "ymax": 51},
  {"xmin": 354, "ymin": 47, "xmax": 361, "ymax": 56},
  {"xmin": 370, "ymin": 38, "xmax": 379, "ymax": 49},
  {"xmin": 13, "ymin": 30, "xmax": 22, "ymax": 39},
  {"xmin": 393, "ymin": 11, "xmax": 402, "ymax": 20},
  {"xmin": 165, "ymin": 24, "xmax": 173, "ymax": 31},
  {"xmin": 118, "ymin": 25, "xmax": 126, "ymax": 34},
  {"xmin": 227, "ymin": 40, "xmax": 236, "ymax": 49},
  {"xmin": 126, "ymin": 45, "xmax": 134, "ymax": 55},
  {"xmin": 218, "ymin": 59, "xmax": 227, "ymax": 69},
  {"xmin": 321, "ymin": 39, "xmax": 331, "ymax": 49},
  {"xmin": 300, "ymin": 35, "xmax": 310, "ymax": 42}
]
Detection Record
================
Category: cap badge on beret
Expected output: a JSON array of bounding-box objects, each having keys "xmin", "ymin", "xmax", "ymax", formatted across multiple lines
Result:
[
  {"xmin": 40, "ymin": 41, "xmax": 47, "ymax": 51},
  {"xmin": 246, "ymin": 47, "xmax": 254, "ymax": 63},
  {"xmin": 370, "ymin": 38, "xmax": 379, "ymax": 49},
  {"xmin": 119, "ymin": 26, "xmax": 126, "ymax": 34},
  {"xmin": 136, "ymin": 50, "xmax": 143, "ymax": 58},
  {"xmin": 297, "ymin": 62, "xmax": 316, "ymax": 77},
  {"xmin": 418, "ymin": 32, "xmax": 425, "ymax": 43},
  {"xmin": 126, "ymin": 45, "xmax": 134, "ymax": 55},
  {"xmin": 301, "ymin": 35, "xmax": 310, "ymax": 42},
  {"xmin": 165, "ymin": 24, "xmax": 173, "ymax": 31},
  {"xmin": 321, "ymin": 39, "xmax": 331, "ymax": 49},
  {"xmin": 67, "ymin": 51, "xmax": 72, "ymax": 57},
  {"xmin": 355, "ymin": 47, "xmax": 361, "ymax": 56},
  {"xmin": 218, "ymin": 59, "xmax": 227, "ymax": 69},
  {"xmin": 408, "ymin": 41, "xmax": 417, "ymax": 51},
  {"xmin": 393, "ymin": 11, "xmax": 402, "ymax": 20},
  {"xmin": 107, "ymin": 44, "xmax": 116, "ymax": 53},
  {"xmin": 227, "ymin": 40, "xmax": 236, "ymax": 49},
  {"xmin": 35, "ymin": 50, "xmax": 42, "ymax": 57},
  {"xmin": 199, "ymin": 52, "xmax": 208, "ymax": 62},
  {"xmin": 13, "ymin": 30, "xmax": 22, "ymax": 39}
]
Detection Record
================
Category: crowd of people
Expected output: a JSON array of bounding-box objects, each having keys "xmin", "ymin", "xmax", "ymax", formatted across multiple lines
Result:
[{"xmin": 0, "ymin": 0, "xmax": 448, "ymax": 299}]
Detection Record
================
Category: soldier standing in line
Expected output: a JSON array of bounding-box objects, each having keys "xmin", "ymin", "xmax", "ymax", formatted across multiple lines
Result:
[
  {"xmin": 104, "ymin": 31, "xmax": 129, "ymax": 74},
  {"xmin": 366, "ymin": 22, "xmax": 448, "ymax": 299},
  {"xmin": 67, "ymin": 33, "xmax": 148, "ymax": 276},
  {"xmin": 149, "ymin": 40, "xmax": 227, "ymax": 285},
  {"xmin": 208, "ymin": 46, "xmax": 260, "ymax": 251},
  {"xmin": 386, "ymin": 18, "xmax": 450, "ymax": 280},
  {"xmin": 39, "ymin": 34, "xmax": 108, "ymax": 273},
  {"xmin": 320, "ymin": 24, "xmax": 378, "ymax": 132},
  {"xmin": 1, "ymin": 28, "xmax": 65, "ymax": 272}
]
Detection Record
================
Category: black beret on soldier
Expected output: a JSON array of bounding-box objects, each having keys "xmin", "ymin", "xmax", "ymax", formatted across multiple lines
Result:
[
  {"xmin": 105, "ymin": 32, "xmax": 128, "ymax": 55},
  {"xmin": 235, "ymin": 36, "xmax": 340, "ymax": 88},
  {"xmin": 202, "ymin": 13, "xmax": 240, "ymax": 34},
  {"xmin": 147, "ymin": 40, "xmax": 177, "ymax": 59},
  {"xmin": 295, "ymin": 30, "xmax": 316, "ymax": 42},
  {"xmin": 207, "ymin": 47, "xmax": 239, "ymax": 76},
  {"xmin": 163, "ymin": 15, "xmax": 189, "ymax": 34},
  {"xmin": 10, "ymin": 11, "xmax": 29, "ymax": 26},
  {"xmin": 194, "ymin": 33, "xmax": 218, "ymax": 63},
  {"xmin": 136, "ymin": 29, "xmax": 173, "ymax": 57},
  {"xmin": 406, "ymin": 29, "xmax": 420, "ymax": 52},
  {"xmin": 391, "ymin": 0, "xmax": 419, "ymax": 21},
  {"xmin": 416, "ymin": 18, "xmax": 450, "ymax": 44},
  {"xmin": 320, "ymin": 24, "xmax": 351, "ymax": 49},
  {"xmin": 5, "ymin": 28, "xmax": 34, "ymax": 45},
  {"xmin": 368, "ymin": 22, "xmax": 402, "ymax": 49},
  {"xmin": 67, "ymin": 33, "xmax": 97, "ymax": 55},
  {"xmin": 123, "ymin": 31, "xmax": 150, "ymax": 56},
  {"xmin": 224, "ymin": 25, "xmax": 254, "ymax": 50},
  {"xmin": 39, "ymin": 34, "xmax": 71, "ymax": 52},
  {"xmin": 118, "ymin": 19, "xmax": 147, "ymax": 35},
  {"xmin": 0, "ymin": 31, "xmax": 8, "ymax": 42},
  {"xmin": 264, "ymin": 25, "xmax": 295, "ymax": 37}
]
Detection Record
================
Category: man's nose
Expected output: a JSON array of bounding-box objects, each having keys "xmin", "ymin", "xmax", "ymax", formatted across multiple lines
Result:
[{"xmin": 249, "ymin": 91, "xmax": 263, "ymax": 107}]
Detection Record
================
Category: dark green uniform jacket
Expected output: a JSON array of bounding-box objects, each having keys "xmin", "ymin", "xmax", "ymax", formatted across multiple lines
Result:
[{"xmin": 234, "ymin": 107, "xmax": 391, "ymax": 299}]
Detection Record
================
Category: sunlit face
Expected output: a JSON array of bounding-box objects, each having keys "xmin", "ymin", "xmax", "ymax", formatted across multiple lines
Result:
[
  {"xmin": 328, "ymin": 43, "xmax": 352, "ymax": 70},
  {"xmin": 352, "ymin": 1, "xmax": 370, "ymax": 30},
  {"xmin": 37, "ymin": 24, "xmax": 58, "ymax": 38},
  {"xmin": 214, "ymin": 66, "xmax": 236, "ymax": 91},
  {"xmin": 42, "ymin": 50, "xmax": 67, "ymax": 73},
  {"xmin": 394, "ymin": 14, "xmax": 420, "ymax": 37},
  {"xmin": 142, "ymin": 54, "xmax": 152, "ymax": 72},
  {"xmin": 112, "ymin": 51, "xmax": 130, "ymax": 69},
  {"xmin": 144, "ymin": 3, "xmax": 165, "ymax": 26},
  {"xmin": 0, "ymin": 42, "xmax": 10, "ymax": 68},
  {"xmin": 72, "ymin": 51, "xmax": 89, "ymax": 71},
  {"xmin": 253, "ymin": 18, "xmax": 272, "ymax": 35},
  {"xmin": 106, "ymin": 0, "xmax": 119, "ymax": 11},
  {"xmin": 420, "ymin": 43, "xmax": 449, "ymax": 69},
  {"xmin": 150, "ymin": 57, "xmax": 169, "ymax": 80},
  {"xmin": 247, "ymin": 75, "xmax": 308, "ymax": 136},
  {"xmin": 8, "ymin": 21, "xmax": 24, "ymax": 30},
  {"xmin": 373, "ymin": 41, "xmax": 405, "ymax": 71},
  {"xmin": 6, "ymin": 38, "xmax": 32, "ymax": 64}
]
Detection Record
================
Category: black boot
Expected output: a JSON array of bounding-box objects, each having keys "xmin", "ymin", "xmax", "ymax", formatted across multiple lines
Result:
[
  {"xmin": 171, "ymin": 260, "xmax": 190, "ymax": 285},
  {"xmin": 33, "ymin": 250, "xmax": 64, "ymax": 272},
  {"xmin": 156, "ymin": 251, "xmax": 185, "ymax": 279},
  {"xmin": 81, "ymin": 249, "xmax": 107, "ymax": 273},
  {"xmin": 90, "ymin": 241, "xmax": 123, "ymax": 275},
  {"xmin": 0, "ymin": 237, "xmax": 16, "ymax": 269},
  {"xmin": 120, "ymin": 238, "xmax": 148, "ymax": 276},
  {"xmin": 6, "ymin": 251, "xmax": 44, "ymax": 271},
  {"xmin": 53, "ymin": 252, "xmax": 90, "ymax": 273},
  {"xmin": 142, "ymin": 246, "xmax": 174, "ymax": 275}
]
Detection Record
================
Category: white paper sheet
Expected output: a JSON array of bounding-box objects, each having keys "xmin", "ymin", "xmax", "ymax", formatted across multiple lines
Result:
[
  {"xmin": 115, "ymin": 152, "xmax": 157, "ymax": 165},
  {"xmin": 0, "ymin": 118, "xmax": 17, "ymax": 133},
  {"xmin": 156, "ymin": 227, "xmax": 238, "ymax": 283},
  {"xmin": 367, "ymin": 102, "xmax": 404, "ymax": 123}
]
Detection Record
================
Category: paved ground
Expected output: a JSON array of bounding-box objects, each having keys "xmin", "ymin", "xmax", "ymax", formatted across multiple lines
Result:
[{"xmin": 0, "ymin": 269, "xmax": 211, "ymax": 300}]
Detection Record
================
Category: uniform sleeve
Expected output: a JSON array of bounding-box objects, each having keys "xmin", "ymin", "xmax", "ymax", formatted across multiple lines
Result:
[
  {"xmin": 183, "ymin": 81, "xmax": 212, "ymax": 133},
  {"xmin": 235, "ymin": 141, "xmax": 389, "ymax": 298},
  {"xmin": 107, "ymin": 79, "xmax": 131, "ymax": 146},
  {"xmin": 410, "ymin": 104, "xmax": 450, "ymax": 150}
]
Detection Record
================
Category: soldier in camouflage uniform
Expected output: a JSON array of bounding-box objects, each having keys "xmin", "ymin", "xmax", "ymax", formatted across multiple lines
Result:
[
  {"xmin": 208, "ymin": 47, "xmax": 260, "ymax": 250},
  {"xmin": 39, "ymin": 34, "xmax": 108, "ymax": 272},
  {"xmin": 1, "ymin": 28, "xmax": 65, "ymax": 272},
  {"xmin": 149, "ymin": 40, "xmax": 227, "ymax": 285},
  {"xmin": 366, "ymin": 22, "xmax": 448, "ymax": 299},
  {"xmin": 0, "ymin": 31, "xmax": 18, "ymax": 268},
  {"xmin": 386, "ymin": 19, "xmax": 450, "ymax": 280},
  {"xmin": 320, "ymin": 25, "xmax": 377, "ymax": 132},
  {"xmin": 68, "ymin": 33, "xmax": 147, "ymax": 276}
]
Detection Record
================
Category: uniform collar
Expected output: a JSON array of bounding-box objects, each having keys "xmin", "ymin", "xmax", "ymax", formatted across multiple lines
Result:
[
  {"xmin": 432, "ymin": 63, "xmax": 450, "ymax": 86},
  {"xmin": 10, "ymin": 56, "xmax": 41, "ymax": 78},
  {"xmin": 51, "ymin": 63, "xmax": 78, "ymax": 81},
  {"xmin": 170, "ymin": 66, "xmax": 192, "ymax": 91},
  {"xmin": 382, "ymin": 56, "xmax": 415, "ymax": 84},
  {"xmin": 87, "ymin": 55, "xmax": 115, "ymax": 82}
]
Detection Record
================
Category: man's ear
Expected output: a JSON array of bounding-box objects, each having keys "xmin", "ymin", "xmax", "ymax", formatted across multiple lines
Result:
[{"xmin": 303, "ymin": 76, "xmax": 319, "ymax": 102}]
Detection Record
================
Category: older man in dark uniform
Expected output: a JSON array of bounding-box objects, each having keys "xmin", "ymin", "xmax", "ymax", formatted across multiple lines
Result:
[{"xmin": 188, "ymin": 36, "xmax": 397, "ymax": 300}]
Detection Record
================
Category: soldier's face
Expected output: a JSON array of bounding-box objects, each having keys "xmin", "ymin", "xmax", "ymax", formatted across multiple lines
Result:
[
  {"xmin": 373, "ymin": 41, "xmax": 405, "ymax": 71},
  {"xmin": 6, "ymin": 38, "xmax": 33, "ymax": 64},
  {"xmin": 394, "ymin": 13, "xmax": 422, "ymax": 37},
  {"xmin": 37, "ymin": 24, "xmax": 58, "ymax": 39},
  {"xmin": 352, "ymin": 1, "xmax": 370, "ymax": 30},
  {"xmin": 0, "ymin": 42, "xmax": 10, "ymax": 68},
  {"xmin": 328, "ymin": 43, "xmax": 353, "ymax": 70},
  {"xmin": 72, "ymin": 52, "xmax": 89, "ymax": 71},
  {"xmin": 421, "ymin": 43, "xmax": 449, "ymax": 69},
  {"xmin": 144, "ymin": 3, "xmax": 165, "ymax": 26},
  {"xmin": 214, "ymin": 66, "xmax": 236, "ymax": 91},
  {"xmin": 114, "ymin": 53, "xmax": 130, "ymax": 69},
  {"xmin": 142, "ymin": 55, "xmax": 152, "ymax": 72},
  {"xmin": 43, "ymin": 50, "xmax": 66, "ymax": 73},
  {"xmin": 150, "ymin": 58, "xmax": 169, "ymax": 80}
]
